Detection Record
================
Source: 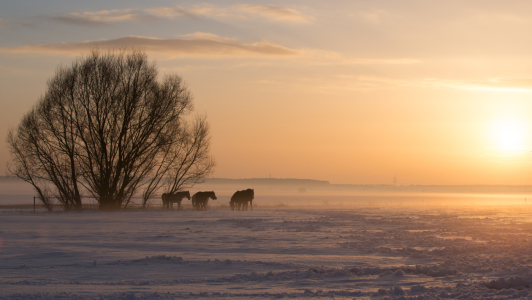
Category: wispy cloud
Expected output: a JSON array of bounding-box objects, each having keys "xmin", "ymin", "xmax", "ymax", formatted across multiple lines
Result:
[
  {"xmin": 290, "ymin": 48, "xmax": 420, "ymax": 66},
  {"xmin": 236, "ymin": 5, "xmax": 311, "ymax": 23},
  {"xmin": 0, "ymin": 31, "xmax": 422, "ymax": 67},
  {"xmin": 426, "ymin": 78, "xmax": 532, "ymax": 92},
  {"xmin": 51, "ymin": 4, "xmax": 311, "ymax": 26},
  {"xmin": 255, "ymin": 74, "xmax": 420, "ymax": 95},
  {"xmin": 345, "ymin": 58, "xmax": 419, "ymax": 65},
  {"xmin": 320, "ymin": 76, "xmax": 532, "ymax": 93},
  {"xmin": 472, "ymin": 13, "xmax": 530, "ymax": 26},
  {"xmin": 0, "ymin": 18, "xmax": 9, "ymax": 26},
  {"xmin": 482, "ymin": 146, "xmax": 532, "ymax": 158},
  {"xmin": 143, "ymin": 4, "xmax": 311, "ymax": 23},
  {"xmin": 176, "ymin": 32, "xmax": 238, "ymax": 42},
  {"xmin": 0, "ymin": 34, "xmax": 299, "ymax": 58},
  {"xmin": 53, "ymin": 9, "xmax": 142, "ymax": 26},
  {"xmin": 143, "ymin": 6, "xmax": 188, "ymax": 19},
  {"xmin": 350, "ymin": 10, "xmax": 389, "ymax": 24}
]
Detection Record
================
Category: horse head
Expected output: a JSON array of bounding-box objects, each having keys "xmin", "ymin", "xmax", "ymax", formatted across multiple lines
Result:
[{"xmin": 247, "ymin": 189, "xmax": 254, "ymax": 199}]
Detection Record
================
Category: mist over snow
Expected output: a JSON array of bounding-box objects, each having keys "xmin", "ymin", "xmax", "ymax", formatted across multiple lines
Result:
[{"xmin": 2, "ymin": 178, "xmax": 532, "ymax": 299}]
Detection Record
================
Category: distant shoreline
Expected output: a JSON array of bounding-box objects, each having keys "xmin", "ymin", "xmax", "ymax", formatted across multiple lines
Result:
[
  {"xmin": 3, "ymin": 176, "xmax": 532, "ymax": 193},
  {"xmin": 0, "ymin": 176, "xmax": 532, "ymax": 191}
]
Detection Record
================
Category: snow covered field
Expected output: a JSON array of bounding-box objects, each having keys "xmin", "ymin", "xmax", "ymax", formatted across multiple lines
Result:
[{"xmin": 2, "ymin": 197, "xmax": 532, "ymax": 299}]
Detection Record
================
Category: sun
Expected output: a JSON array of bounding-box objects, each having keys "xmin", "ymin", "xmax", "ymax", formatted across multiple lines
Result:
[{"xmin": 491, "ymin": 120, "xmax": 526, "ymax": 150}]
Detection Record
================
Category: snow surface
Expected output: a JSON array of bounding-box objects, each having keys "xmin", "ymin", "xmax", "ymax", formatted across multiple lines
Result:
[{"xmin": 2, "ymin": 199, "xmax": 532, "ymax": 299}]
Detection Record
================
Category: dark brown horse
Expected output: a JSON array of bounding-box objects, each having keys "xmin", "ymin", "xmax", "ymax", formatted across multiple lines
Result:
[
  {"xmin": 230, "ymin": 189, "xmax": 254, "ymax": 211},
  {"xmin": 191, "ymin": 191, "xmax": 217, "ymax": 211},
  {"xmin": 162, "ymin": 191, "xmax": 191, "ymax": 210}
]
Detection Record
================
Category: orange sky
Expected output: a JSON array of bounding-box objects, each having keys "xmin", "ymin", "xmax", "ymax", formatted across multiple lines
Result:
[{"xmin": 1, "ymin": 1, "xmax": 532, "ymax": 184}]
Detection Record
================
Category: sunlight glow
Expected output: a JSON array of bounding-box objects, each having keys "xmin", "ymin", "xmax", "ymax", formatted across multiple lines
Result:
[
  {"xmin": 496, "ymin": 122, "xmax": 521, "ymax": 148},
  {"xmin": 491, "ymin": 120, "xmax": 527, "ymax": 152}
]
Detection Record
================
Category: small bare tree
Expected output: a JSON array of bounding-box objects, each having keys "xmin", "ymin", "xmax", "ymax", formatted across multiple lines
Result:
[
  {"xmin": 7, "ymin": 125, "xmax": 55, "ymax": 211},
  {"xmin": 7, "ymin": 50, "xmax": 214, "ymax": 210},
  {"xmin": 141, "ymin": 115, "xmax": 215, "ymax": 208},
  {"xmin": 7, "ymin": 101, "xmax": 82, "ymax": 211}
]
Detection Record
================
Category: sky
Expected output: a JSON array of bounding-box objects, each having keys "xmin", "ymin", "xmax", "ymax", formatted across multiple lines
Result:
[{"xmin": 1, "ymin": 0, "xmax": 532, "ymax": 185}]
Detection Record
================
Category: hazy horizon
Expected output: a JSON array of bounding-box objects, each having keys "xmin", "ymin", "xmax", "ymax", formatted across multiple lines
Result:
[{"xmin": 2, "ymin": 1, "xmax": 532, "ymax": 185}]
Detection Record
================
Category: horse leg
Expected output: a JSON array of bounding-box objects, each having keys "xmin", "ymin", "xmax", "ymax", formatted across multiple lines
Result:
[
  {"xmin": 250, "ymin": 199, "xmax": 253, "ymax": 210},
  {"xmin": 177, "ymin": 200, "xmax": 182, "ymax": 211}
]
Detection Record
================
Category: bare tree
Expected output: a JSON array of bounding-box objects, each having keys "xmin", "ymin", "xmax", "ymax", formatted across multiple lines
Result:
[{"xmin": 7, "ymin": 50, "xmax": 214, "ymax": 210}]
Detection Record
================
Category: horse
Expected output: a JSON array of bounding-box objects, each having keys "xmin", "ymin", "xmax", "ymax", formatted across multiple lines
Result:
[
  {"xmin": 191, "ymin": 191, "xmax": 217, "ymax": 211},
  {"xmin": 230, "ymin": 189, "xmax": 254, "ymax": 211},
  {"xmin": 162, "ymin": 191, "xmax": 191, "ymax": 210}
]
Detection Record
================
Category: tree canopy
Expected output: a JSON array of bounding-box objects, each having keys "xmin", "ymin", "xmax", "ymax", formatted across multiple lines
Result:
[{"xmin": 7, "ymin": 50, "xmax": 214, "ymax": 210}]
